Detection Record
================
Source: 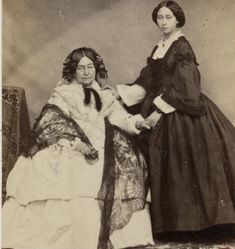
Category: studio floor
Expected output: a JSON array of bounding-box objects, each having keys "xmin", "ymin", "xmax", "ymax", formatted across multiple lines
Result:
[{"xmin": 131, "ymin": 225, "xmax": 235, "ymax": 249}]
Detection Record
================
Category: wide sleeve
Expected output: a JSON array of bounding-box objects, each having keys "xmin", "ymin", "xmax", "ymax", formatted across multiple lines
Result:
[
  {"xmin": 133, "ymin": 46, "xmax": 158, "ymax": 93},
  {"xmin": 102, "ymin": 88, "xmax": 145, "ymax": 135},
  {"xmin": 133, "ymin": 63, "xmax": 155, "ymax": 93},
  {"xmin": 116, "ymin": 84, "xmax": 146, "ymax": 107},
  {"xmin": 160, "ymin": 40, "xmax": 206, "ymax": 116}
]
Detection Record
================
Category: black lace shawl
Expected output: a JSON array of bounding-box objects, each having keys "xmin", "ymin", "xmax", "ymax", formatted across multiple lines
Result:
[
  {"xmin": 26, "ymin": 103, "xmax": 146, "ymax": 249},
  {"xmin": 28, "ymin": 104, "xmax": 98, "ymax": 162},
  {"xmin": 26, "ymin": 103, "xmax": 113, "ymax": 248}
]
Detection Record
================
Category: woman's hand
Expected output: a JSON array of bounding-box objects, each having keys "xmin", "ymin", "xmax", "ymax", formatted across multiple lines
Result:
[
  {"xmin": 73, "ymin": 141, "xmax": 92, "ymax": 155},
  {"xmin": 135, "ymin": 119, "xmax": 151, "ymax": 130},
  {"xmin": 72, "ymin": 138, "xmax": 99, "ymax": 165},
  {"xmin": 145, "ymin": 111, "xmax": 162, "ymax": 128}
]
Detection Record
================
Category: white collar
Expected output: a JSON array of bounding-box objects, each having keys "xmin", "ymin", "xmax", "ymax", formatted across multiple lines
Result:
[
  {"xmin": 152, "ymin": 31, "xmax": 184, "ymax": 59},
  {"xmin": 157, "ymin": 31, "xmax": 184, "ymax": 48},
  {"xmin": 90, "ymin": 80, "xmax": 101, "ymax": 92}
]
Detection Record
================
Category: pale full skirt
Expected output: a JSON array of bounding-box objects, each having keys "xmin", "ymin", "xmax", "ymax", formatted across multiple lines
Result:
[{"xmin": 2, "ymin": 145, "xmax": 154, "ymax": 249}]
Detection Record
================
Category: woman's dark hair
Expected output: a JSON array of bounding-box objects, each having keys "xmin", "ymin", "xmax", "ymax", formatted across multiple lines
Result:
[
  {"xmin": 62, "ymin": 47, "xmax": 108, "ymax": 83},
  {"xmin": 152, "ymin": 0, "xmax": 185, "ymax": 28}
]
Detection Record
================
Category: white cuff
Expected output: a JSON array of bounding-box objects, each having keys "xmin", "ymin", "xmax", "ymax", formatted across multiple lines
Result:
[
  {"xmin": 153, "ymin": 95, "xmax": 176, "ymax": 114},
  {"xmin": 117, "ymin": 84, "xmax": 146, "ymax": 107}
]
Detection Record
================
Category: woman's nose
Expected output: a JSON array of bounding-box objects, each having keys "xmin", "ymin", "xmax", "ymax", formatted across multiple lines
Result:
[{"xmin": 84, "ymin": 67, "xmax": 89, "ymax": 75}]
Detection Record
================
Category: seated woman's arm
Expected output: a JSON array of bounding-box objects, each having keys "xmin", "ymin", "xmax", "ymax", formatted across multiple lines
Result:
[
  {"xmin": 28, "ymin": 103, "xmax": 99, "ymax": 162},
  {"xmin": 103, "ymin": 88, "xmax": 150, "ymax": 135}
]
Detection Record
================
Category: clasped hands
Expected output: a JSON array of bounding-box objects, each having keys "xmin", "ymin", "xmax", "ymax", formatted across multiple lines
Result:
[
  {"xmin": 136, "ymin": 111, "xmax": 162, "ymax": 130},
  {"xmin": 136, "ymin": 94, "xmax": 176, "ymax": 130}
]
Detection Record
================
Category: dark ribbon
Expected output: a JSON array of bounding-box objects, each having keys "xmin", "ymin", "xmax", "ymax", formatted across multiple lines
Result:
[{"xmin": 83, "ymin": 87, "xmax": 102, "ymax": 111}]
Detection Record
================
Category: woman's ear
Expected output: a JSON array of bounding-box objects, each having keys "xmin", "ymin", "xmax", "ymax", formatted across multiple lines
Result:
[
  {"xmin": 97, "ymin": 76, "xmax": 108, "ymax": 87},
  {"xmin": 96, "ymin": 74, "xmax": 103, "ymax": 86}
]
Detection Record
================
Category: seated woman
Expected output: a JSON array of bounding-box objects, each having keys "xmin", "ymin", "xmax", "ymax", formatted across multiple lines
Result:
[{"xmin": 2, "ymin": 47, "xmax": 154, "ymax": 249}]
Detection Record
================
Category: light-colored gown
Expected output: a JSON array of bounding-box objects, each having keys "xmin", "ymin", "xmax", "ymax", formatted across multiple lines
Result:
[{"xmin": 2, "ymin": 80, "xmax": 154, "ymax": 249}]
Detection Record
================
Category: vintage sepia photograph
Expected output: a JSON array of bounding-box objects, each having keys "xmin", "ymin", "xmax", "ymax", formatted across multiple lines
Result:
[{"xmin": 2, "ymin": 1, "xmax": 235, "ymax": 249}]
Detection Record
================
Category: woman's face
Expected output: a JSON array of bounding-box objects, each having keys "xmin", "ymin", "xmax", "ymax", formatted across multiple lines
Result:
[
  {"xmin": 75, "ymin": 56, "xmax": 96, "ymax": 86},
  {"xmin": 157, "ymin": 6, "xmax": 178, "ymax": 35}
]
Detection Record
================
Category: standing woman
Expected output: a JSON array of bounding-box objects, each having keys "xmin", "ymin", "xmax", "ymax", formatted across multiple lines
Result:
[{"xmin": 118, "ymin": 0, "xmax": 235, "ymax": 236}]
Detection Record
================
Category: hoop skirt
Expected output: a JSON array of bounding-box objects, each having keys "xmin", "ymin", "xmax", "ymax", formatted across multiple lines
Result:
[
  {"xmin": 134, "ymin": 36, "xmax": 235, "ymax": 234},
  {"xmin": 2, "ymin": 82, "xmax": 154, "ymax": 249}
]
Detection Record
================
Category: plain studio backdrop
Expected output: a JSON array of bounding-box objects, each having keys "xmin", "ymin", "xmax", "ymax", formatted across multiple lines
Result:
[{"xmin": 3, "ymin": 0, "xmax": 235, "ymax": 125}]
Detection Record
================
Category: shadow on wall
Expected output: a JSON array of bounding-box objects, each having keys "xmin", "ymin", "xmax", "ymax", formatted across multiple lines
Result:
[{"xmin": 2, "ymin": 0, "xmax": 235, "ymax": 125}]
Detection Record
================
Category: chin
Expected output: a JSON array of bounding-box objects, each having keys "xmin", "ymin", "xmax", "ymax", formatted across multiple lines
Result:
[
  {"xmin": 162, "ymin": 29, "xmax": 170, "ymax": 34},
  {"xmin": 82, "ymin": 81, "xmax": 93, "ymax": 86}
]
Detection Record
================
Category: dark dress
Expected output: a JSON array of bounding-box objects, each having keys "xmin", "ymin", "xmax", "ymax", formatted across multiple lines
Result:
[{"xmin": 134, "ymin": 36, "xmax": 235, "ymax": 234}]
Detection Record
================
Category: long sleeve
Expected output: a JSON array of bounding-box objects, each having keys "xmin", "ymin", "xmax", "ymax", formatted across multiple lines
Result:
[
  {"xmin": 161, "ymin": 40, "xmax": 206, "ymax": 116},
  {"xmin": 102, "ymin": 89, "xmax": 144, "ymax": 135},
  {"xmin": 28, "ymin": 104, "xmax": 98, "ymax": 158},
  {"xmin": 133, "ymin": 64, "xmax": 155, "ymax": 93},
  {"xmin": 133, "ymin": 46, "xmax": 159, "ymax": 93},
  {"xmin": 116, "ymin": 84, "xmax": 146, "ymax": 107},
  {"xmin": 28, "ymin": 83, "xmax": 99, "ymax": 161}
]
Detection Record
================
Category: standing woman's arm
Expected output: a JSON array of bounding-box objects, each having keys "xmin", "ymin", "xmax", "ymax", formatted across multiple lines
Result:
[{"xmin": 154, "ymin": 39, "xmax": 206, "ymax": 116}]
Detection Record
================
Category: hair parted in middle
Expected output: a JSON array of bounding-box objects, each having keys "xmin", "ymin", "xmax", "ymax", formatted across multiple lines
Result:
[
  {"xmin": 62, "ymin": 47, "xmax": 108, "ymax": 84},
  {"xmin": 152, "ymin": 0, "xmax": 185, "ymax": 28}
]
